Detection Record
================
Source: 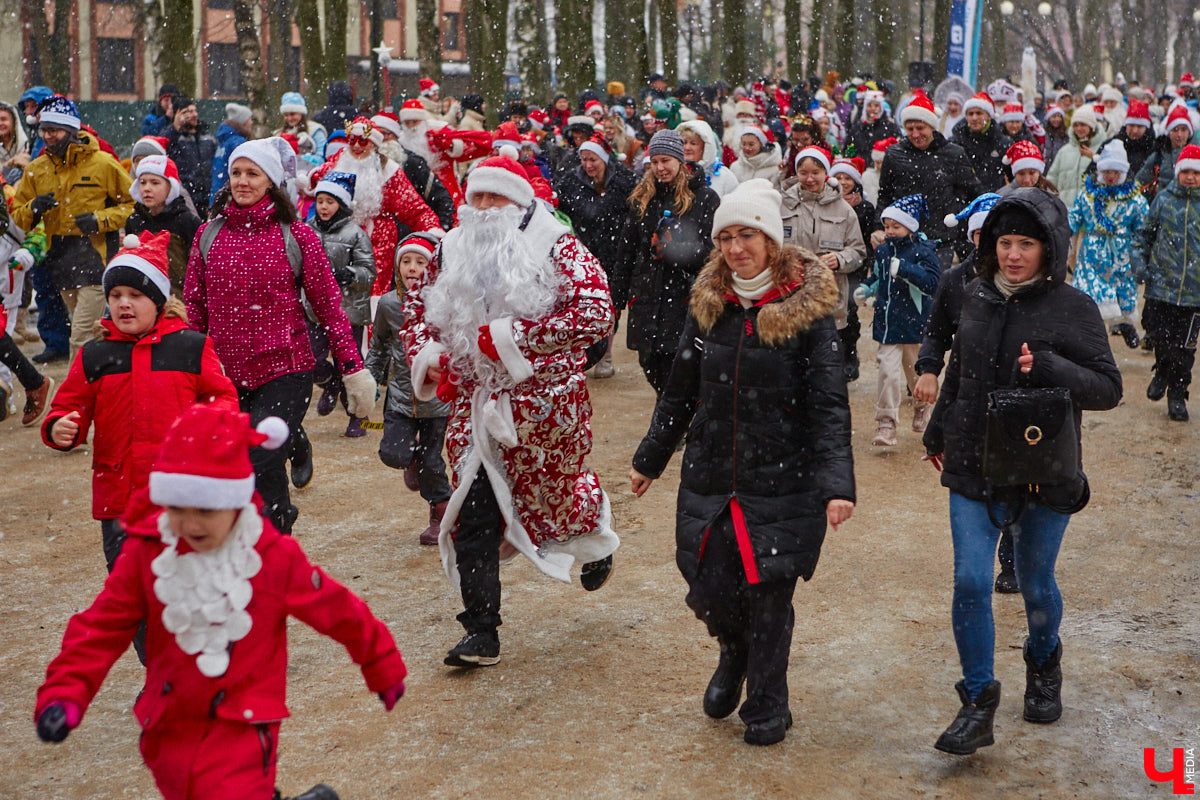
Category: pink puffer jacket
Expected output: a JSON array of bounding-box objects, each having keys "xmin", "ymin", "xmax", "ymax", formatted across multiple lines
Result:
[{"xmin": 184, "ymin": 196, "xmax": 364, "ymax": 390}]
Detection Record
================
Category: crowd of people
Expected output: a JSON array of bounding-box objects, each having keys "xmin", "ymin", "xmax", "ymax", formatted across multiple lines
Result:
[{"xmin": 2, "ymin": 63, "xmax": 1196, "ymax": 797}]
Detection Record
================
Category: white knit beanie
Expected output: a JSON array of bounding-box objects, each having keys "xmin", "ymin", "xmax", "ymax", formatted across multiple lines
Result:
[
  {"xmin": 712, "ymin": 179, "xmax": 784, "ymax": 246},
  {"xmin": 228, "ymin": 137, "xmax": 296, "ymax": 187}
]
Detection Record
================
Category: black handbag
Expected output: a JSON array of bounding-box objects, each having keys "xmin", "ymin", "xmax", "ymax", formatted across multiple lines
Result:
[{"xmin": 982, "ymin": 387, "xmax": 1079, "ymax": 528}]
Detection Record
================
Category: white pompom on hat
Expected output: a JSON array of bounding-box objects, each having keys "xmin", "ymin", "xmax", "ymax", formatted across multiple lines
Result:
[
  {"xmin": 712, "ymin": 178, "xmax": 784, "ymax": 246},
  {"xmin": 150, "ymin": 404, "xmax": 289, "ymax": 510}
]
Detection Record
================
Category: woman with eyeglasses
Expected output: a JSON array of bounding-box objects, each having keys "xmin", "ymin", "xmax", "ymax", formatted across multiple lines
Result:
[
  {"xmin": 614, "ymin": 129, "xmax": 720, "ymax": 396},
  {"xmin": 629, "ymin": 179, "xmax": 855, "ymax": 746}
]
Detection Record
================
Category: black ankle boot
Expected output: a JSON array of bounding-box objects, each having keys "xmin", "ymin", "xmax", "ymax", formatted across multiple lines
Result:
[
  {"xmin": 703, "ymin": 640, "xmax": 747, "ymax": 719},
  {"xmin": 276, "ymin": 785, "xmax": 339, "ymax": 800},
  {"xmin": 1023, "ymin": 639, "xmax": 1063, "ymax": 723},
  {"xmin": 934, "ymin": 680, "xmax": 1000, "ymax": 755},
  {"xmin": 1168, "ymin": 389, "xmax": 1189, "ymax": 422}
]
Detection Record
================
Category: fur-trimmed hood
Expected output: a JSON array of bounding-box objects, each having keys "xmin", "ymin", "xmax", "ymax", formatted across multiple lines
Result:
[{"xmin": 690, "ymin": 245, "xmax": 839, "ymax": 345}]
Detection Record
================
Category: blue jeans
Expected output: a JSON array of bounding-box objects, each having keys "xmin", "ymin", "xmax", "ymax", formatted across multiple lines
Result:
[
  {"xmin": 949, "ymin": 492, "xmax": 1069, "ymax": 700},
  {"xmin": 29, "ymin": 264, "xmax": 69, "ymax": 354}
]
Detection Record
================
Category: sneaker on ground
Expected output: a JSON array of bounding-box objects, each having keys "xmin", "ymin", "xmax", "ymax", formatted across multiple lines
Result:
[
  {"xmin": 873, "ymin": 421, "xmax": 897, "ymax": 447},
  {"xmin": 581, "ymin": 554, "xmax": 613, "ymax": 591},
  {"xmin": 21, "ymin": 376, "xmax": 54, "ymax": 427},
  {"xmin": 444, "ymin": 631, "xmax": 500, "ymax": 667}
]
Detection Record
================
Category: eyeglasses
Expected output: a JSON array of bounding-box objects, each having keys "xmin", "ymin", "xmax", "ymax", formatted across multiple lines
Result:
[{"xmin": 715, "ymin": 231, "xmax": 763, "ymax": 246}]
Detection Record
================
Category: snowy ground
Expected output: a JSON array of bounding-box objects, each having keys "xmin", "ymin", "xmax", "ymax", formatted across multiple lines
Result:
[{"xmin": 1, "ymin": 337, "xmax": 1196, "ymax": 799}]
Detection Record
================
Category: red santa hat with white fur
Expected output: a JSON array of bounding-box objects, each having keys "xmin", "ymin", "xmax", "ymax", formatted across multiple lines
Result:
[
  {"xmin": 1176, "ymin": 144, "xmax": 1200, "ymax": 174},
  {"xmin": 1002, "ymin": 140, "xmax": 1045, "ymax": 175},
  {"xmin": 465, "ymin": 156, "xmax": 535, "ymax": 207},
  {"xmin": 400, "ymin": 98, "xmax": 429, "ymax": 123},
  {"xmin": 131, "ymin": 155, "xmax": 183, "ymax": 206},
  {"xmin": 150, "ymin": 403, "xmax": 289, "ymax": 510},
  {"xmin": 962, "ymin": 92, "xmax": 996, "ymax": 118},
  {"xmin": 899, "ymin": 94, "xmax": 939, "ymax": 128}
]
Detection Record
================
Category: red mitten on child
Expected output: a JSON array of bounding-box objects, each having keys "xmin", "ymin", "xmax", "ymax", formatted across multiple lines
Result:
[{"xmin": 36, "ymin": 700, "xmax": 82, "ymax": 743}]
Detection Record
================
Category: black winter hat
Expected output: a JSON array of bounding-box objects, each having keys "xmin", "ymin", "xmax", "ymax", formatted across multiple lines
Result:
[
  {"xmin": 103, "ymin": 266, "xmax": 167, "ymax": 309},
  {"xmin": 988, "ymin": 205, "xmax": 1048, "ymax": 243},
  {"xmin": 460, "ymin": 94, "xmax": 485, "ymax": 115}
]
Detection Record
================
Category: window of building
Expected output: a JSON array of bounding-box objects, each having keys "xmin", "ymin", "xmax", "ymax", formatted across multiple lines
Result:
[
  {"xmin": 207, "ymin": 42, "xmax": 242, "ymax": 97},
  {"xmin": 443, "ymin": 12, "xmax": 459, "ymax": 50},
  {"xmin": 96, "ymin": 38, "xmax": 135, "ymax": 94},
  {"xmin": 382, "ymin": 0, "xmax": 399, "ymax": 18},
  {"xmin": 207, "ymin": 0, "xmax": 235, "ymax": 9}
]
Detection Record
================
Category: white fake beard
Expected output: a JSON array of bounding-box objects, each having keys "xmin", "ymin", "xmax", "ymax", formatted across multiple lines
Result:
[
  {"xmin": 335, "ymin": 149, "xmax": 385, "ymax": 226},
  {"xmin": 378, "ymin": 139, "xmax": 408, "ymax": 167},
  {"xmin": 397, "ymin": 123, "xmax": 440, "ymax": 169},
  {"xmin": 423, "ymin": 203, "xmax": 562, "ymax": 386}
]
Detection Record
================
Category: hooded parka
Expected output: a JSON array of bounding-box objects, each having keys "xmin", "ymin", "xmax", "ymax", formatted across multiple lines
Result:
[
  {"xmin": 780, "ymin": 178, "xmax": 866, "ymax": 330},
  {"xmin": 555, "ymin": 160, "xmax": 638, "ymax": 304}
]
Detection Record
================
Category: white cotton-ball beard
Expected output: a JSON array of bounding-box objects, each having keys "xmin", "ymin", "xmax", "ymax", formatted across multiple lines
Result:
[
  {"xmin": 424, "ymin": 203, "xmax": 563, "ymax": 388},
  {"xmin": 334, "ymin": 149, "xmax": 385, "ymax": 226}
]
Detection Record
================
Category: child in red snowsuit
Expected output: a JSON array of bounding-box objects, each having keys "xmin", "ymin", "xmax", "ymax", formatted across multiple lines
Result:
[
  {"xmin": 35, "ymin": 403, "xmax": 407, "ymax": 800},
  {"xmin": 40, "ymin": 231, "xmax": 238, "ymax": 571}
]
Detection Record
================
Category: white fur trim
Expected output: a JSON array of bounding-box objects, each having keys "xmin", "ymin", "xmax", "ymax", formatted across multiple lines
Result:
[
  {"xmin": 1124, "ymin": 116, "xmax": 1151, "ymax": 128},
  {"xmin": 579, "ymin": 141, "xmax": 610, "ymax": 163},
  {"xmin": 279, "ymin": 102, "xmax": 307, "ymax": 115},
  {"xmin": 465, "ymin": 165, "xmax": 535, "ymax": 207},
  {"xmin": 489, "ymin": 317, "xmax": 535, "ymax": 384},
  {"xmin": 1176, "ymin": 158, "xmax": 1200, "ymax": 173},
  {"xmin": 104, "ymin": 254, "xmax": 172, "ymax": 303},
  {"xmin": 411, "ymin": 341, "xmax": 447, "ymax": 402},
  {"xmin": 742, "ymin": 125, "xmax": 769, "ymax": 147},
  {"xmin": 829, "ymin": 162, "xmax": 862, "ymax": 184},
  {"xmin": 400, "ymin": 105, "xmax": 428, "ymax": 122},
  {"xmin": 963, "ymin": 96, "xmax": 995, "ymax": 118},
  {"xmin": 150, "ymin": 471, "xmax": 256, "ymax": 510},
  {"xmin": 1010, "ymin": 156, "xmax": 1045, "ymax": 175},
  {"xmin": 881, "ymin": 206, "xmax": 919, "ymax": 233},
  {"xmin": 1167, "ymin": 116, "xmax": 1194, "ymax": 133},
  {"xmin": 871, "ymin": 148, "xmax": 886, "ymax": 162},
  {"xmin": 794, "ymin": 146, "xmax": 830, "ymax": 172},
  {"xmin": 371, "ymin": 114, "xmax": 403, "ymax": 138},
  {"xmin": 999, "ymin": 109, "xmax": 1025, "ymax": 123}
]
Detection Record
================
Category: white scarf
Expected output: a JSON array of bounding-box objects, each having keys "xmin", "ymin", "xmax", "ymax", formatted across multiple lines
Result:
[
  {"xmin": 152, "ymin": 506, "xmax": 263, "ymax": 677},
  {"xmin": 731, "ymin": 269, "xmax": 775, "ymax": 307}
]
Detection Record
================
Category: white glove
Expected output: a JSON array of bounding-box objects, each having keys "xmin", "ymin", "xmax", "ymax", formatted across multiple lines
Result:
[
  {"xmin": 853, "ymin": 284, "xmax": 868, "ymax": 303},
  {"xmin": 342, "ymin": 368, "xmax": 378, "ymax": 418},
  {"xmin": 889, "ymin": 257, "xmax": 901, "ymax": 278},
  {"xmin": 10, "ymin": 248, "xmax": 34, "ymax": 270}
]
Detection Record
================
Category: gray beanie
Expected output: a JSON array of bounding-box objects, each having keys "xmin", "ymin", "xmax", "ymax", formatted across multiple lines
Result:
[
  {"xmin": 225, "ymin": 103, "xmax": 253, "ymax": 126},
  {"xmin": 647, "ymin": 129, "xmax": 686, "ymax": 163}
]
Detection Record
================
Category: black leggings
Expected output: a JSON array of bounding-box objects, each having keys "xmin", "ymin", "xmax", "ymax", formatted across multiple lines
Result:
[
  {"xmin": 1145, "ymin": 298, "xmax": 1199, "ymax": 393},
  {"xmin": 237, "ymin": 371, "xmax": 314, "ymax": 533},
  {"xmin": 0, "ymin": 331, "xmax": 44, "ymax": 390},
  {"xmin": 452, "ymin": 474, "xmax": 504, "ymax": 634}
]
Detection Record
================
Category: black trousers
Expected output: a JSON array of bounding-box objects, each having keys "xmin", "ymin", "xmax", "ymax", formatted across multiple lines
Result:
[
  {"xmin": 1145, "ymin": 298, "xmax": 1199, "ymax": 394},
  {"xmin": 0, "ymin": 331, "xmax": 44, "ymax": 390},
  {"xmin": 452, "ymin": 474, "xmax": 504, "ymax": 634},
  {"xmin": 101, "ymin": 518, "xmax": 147, "ymax": 663},
  {"xmin": 638, "ymin": 350, "xmax": 675, "ymax": 397},
  {"xmin": 684, "ymin": 510, "xmax": 798, "ymax": 725},
  {"xmin": 379, "ymin": 410, "xmax": 452, "ymax": 504},
  {"xmin": 237, "ymin": 371, "xmax": 313, "ymax": 533}
]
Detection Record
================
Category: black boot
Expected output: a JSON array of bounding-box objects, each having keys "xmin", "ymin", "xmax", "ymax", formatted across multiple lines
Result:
[
  {"xmin": 1168, "ymin": 389, "xmax": 1189, "ymax": 422},
  {"xmin": 839, "ymin": 327, "xmax": 860, "ymax": 382},
  {"xmin": 934, "ymin": 680, "xmax": 1001, "ymax": 755},
  {"xmin": 1147, "ymin": 369, "xmax": 1168, "ymax": 401},
  {"xmin": 1023, "ymin": 639, "xmax": 1063, "ymax": 723},
  {"xmin": 703, "ymin": 640, "xmax": 747, "ymax": 719},
  {"xmin": 290, "ymin": 428, "xmax": 313, "ymax": 489},
  {"xmin": 284, "ymin": 785, "xmax": 339, "ymax": 800}
]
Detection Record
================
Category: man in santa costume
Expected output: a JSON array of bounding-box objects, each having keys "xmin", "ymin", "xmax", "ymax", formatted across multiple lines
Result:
[
  {"xmin": 369, "ymin": 110, "xmax": 455, "ymax": 229},
  {"xmin": 402, "ymin": 156, "xmax": 619, "ymax": 667},
  {"xmin": 307, "ymin": 116, "xmax": 443, "ymax": 295},
  {"xmin": 396, "ymin": 98, "xmax": 493, "ymax": 208}
]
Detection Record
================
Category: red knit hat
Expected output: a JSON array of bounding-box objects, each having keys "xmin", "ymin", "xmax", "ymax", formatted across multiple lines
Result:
[
  {"xmin": 1166, "ymin": 105, "xmax": 1194, "ymax": 134},
  {"xmin": 371, "ymin": 111, "xmax": 403, "ymax": 138},
  {"xmin": 131, "ymin": 155, "xmax": 182, "ymax": 206},
  {"xmin": 900, "ymin": 93, "xmax": 939, "ymax": 128},
  {"xmin": 1002, "ymin": 140, "xmax": 1045, "ymax": 174},
  {"xmin": 830, "ymin": 156, "xmax": 865, "ymax": 185},
  {"xmin": 963, "ymin": 92, "xmax": 996, "ymax": 118},
  {"xmin": 103, "ymin": 230, "xmax": 173, "ymax": 306},
  {"xmin": 530, "ymin": 175, "xmax": 557, "ymax": 208},
  {"xmin": 465, "ymin": 156, "xmax": 535, "ymax": 207},
  {"xmin": 150, "ymin": 404, "xmax": 290, "ymax": 510},
  {"xmin": 999, "ymin": 103, "xmax": 1025, "ymax": 123},
  {"xmin": 1176, "ymin": 143, "xmax": 1200, "ymax": 173},
  {"xmin": 400, "ymin": 98, "xmax": 428, "ymax": 123}
]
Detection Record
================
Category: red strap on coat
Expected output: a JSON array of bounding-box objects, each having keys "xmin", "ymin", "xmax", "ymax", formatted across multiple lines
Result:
[{"xmin": 728, "ymin": 497, "xmax": 761, "ymax": 585}]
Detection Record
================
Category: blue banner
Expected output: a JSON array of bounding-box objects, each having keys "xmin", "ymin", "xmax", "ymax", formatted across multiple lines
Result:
[{"xmin": 947, "ymin": 0, "xmax": 981, "ymax": 85}]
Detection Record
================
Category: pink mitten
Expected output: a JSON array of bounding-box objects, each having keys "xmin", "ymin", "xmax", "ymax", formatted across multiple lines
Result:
[{"xmin": 379, "ymin": 681, "xmax": 406, "ymax": 711}]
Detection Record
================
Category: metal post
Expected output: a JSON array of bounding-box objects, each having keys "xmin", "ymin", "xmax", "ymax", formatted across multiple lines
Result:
[
  {"xmin": 370, "ymin": 0, "xmax": 384, "ymax": 109},
  {"xmin": 919, "ymin": 0, "xmax": 926, "ymax": 63}
]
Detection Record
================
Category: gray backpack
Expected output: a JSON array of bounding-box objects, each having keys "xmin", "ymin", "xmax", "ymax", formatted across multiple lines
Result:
[{"xmin": 198, "ymin": 217, "xmax": 304, "ymax": 286}]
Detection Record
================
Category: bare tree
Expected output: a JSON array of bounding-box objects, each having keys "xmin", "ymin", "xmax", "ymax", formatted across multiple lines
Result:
[
  {"xmin": 25, "ymin": 1, "xmax": 72, "ymax": 93},
  {"xmin": 658, "ymin": 0, "xmax": 679, "ymax": 84},
  {"xmin": 232, "ymin": 0, "xmax": 269, "ymax": 134},
  {"xmin": 416, "ymin": 0, "xmax": 444, "ymax": 90},
  {"xmin": 464, "ymin": 0, "xmax": 510, "ymax": 120},
  {"xmin": 556, "ymin": 0, "xmax": 597, "ymax": 100},
  {"xmin": 144, "ymin": 0, "xmax": 197, "ymax": 97}
]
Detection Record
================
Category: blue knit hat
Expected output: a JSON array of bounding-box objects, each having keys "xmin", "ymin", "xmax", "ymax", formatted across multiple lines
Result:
[
  {"xmin": 881, "ymin": 193, "xmax": 929, "ymax": 233},
  {"xmin": 38, "ymin": 95, "xmax": 80, "ymax": 130},
  {"xmin": 314, "ymin": 171, "xmax": 356, "ymax": 209},
  {"xmin": 944, "ymin": 192, "xmax": 1001, "ymax": 236},
  {"xmin": 280, "ymin": 92, "xmax": 308, "ymax": 116}
]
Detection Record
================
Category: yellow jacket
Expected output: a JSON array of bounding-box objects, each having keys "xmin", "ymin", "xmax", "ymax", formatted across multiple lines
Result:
[{"xmin": 11, "ymin": 130, "xmax": 133, "ymax": 262}]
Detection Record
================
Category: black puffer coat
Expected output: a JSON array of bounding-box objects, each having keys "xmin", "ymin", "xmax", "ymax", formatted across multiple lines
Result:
[
  {"xmin": 879, "ymin": 132, "xmax": 983, "ymax": 252},
  {"xmin": 848, "ymin": 115, "xmax": 902, "ymax": 162},
  {"xmin": 311, "ymin": 81, "xmax": 358, "ymax": 137},
  {"xmin": 633, "ymin": 249, "xmax": 855, "ymax": 584},
  {"xmin": 950, "ymin": 118, "xmax": 1014, "ymax": 192},
  {"xmin": 616, "ymin": 164, "xmax": 720, "ymax": 355},
  {"xmin": 914, "ymin": 250, "xmax": 976, "ymax": 377},
  {"xmin": 555, "ymin": 162, "xmax": 638, "ymax": 304},
  {"xmin": 124, "ymin": 196, "xmax": 202, "ymax": 293},
  {"xmin": 923, "ymin": 188, "xmax": 1122, "ymax": 506}
]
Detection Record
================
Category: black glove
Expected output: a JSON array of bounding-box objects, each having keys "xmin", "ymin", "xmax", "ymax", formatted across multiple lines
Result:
[
  {"xmin": 30, "ymin": 193, "xmax": 57, "ymax": 223},
  {"xmin": 333, "ymin": 267, "xmax": 355, "ymax": 288},
  {"xmin": 36, "ymin": 704, "xmax": 71, "ymax": 743},
  {"xmin": 74, "ymin": 214, "xmax": 99, "ymax": 236}
]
